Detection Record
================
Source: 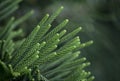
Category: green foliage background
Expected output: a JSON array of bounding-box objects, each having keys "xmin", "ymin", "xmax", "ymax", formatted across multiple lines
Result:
[
  {"xmin": 1, "ymin": 0, "xmax": 120, "ymax": 81},
  {"xmin": 15, "ymin": 0, "xmax": 120, "ymax": 81}
]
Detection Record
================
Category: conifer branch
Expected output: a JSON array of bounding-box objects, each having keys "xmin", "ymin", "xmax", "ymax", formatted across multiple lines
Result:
[{"xmin": 0, "ymin": 1, "xmax": 94, "ymax": 80}]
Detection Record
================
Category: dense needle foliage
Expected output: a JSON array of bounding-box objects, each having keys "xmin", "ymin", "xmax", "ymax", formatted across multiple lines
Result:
[{"xmin": 0, "ymin": 0, "xmax": 94, "ymax": 81}]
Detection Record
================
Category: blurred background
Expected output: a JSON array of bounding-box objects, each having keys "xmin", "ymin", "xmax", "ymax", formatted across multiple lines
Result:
[{"xmin": 4, "ymin": 0, "xmax": 120, "ymax": 81}]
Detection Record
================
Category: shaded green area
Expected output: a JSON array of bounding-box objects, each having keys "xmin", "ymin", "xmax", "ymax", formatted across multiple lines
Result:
[{"xmin": 1, "ymin": 0, "xmax": 120, "ymax": 81}]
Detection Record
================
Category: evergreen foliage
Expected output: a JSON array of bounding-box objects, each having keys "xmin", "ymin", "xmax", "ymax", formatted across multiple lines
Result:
[
  {"xmin": 0, "ymin": 0, "xmax": 94, "ymax": 81},
  {"xmin": 0, "ymin": 0, "xmax": 22, "ymax": 21}
]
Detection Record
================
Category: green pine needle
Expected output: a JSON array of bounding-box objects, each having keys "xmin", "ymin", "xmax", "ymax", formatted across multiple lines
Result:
[{"xmin": 0, "ymin": 1, "xmax": 94, "ymax": 80}]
